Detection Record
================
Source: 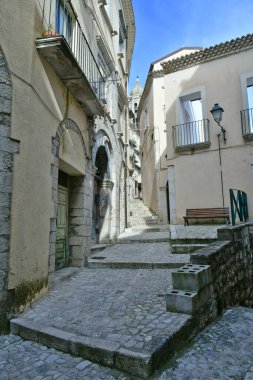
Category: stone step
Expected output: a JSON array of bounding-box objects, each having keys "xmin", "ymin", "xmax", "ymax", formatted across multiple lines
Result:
[
  {"xmin": 171, "ymin": 244, "xmax": 207, "ymax": 254},
  {"xmin": 10, "ymin": 314, "xmax": 194, "ymax": 379},
  {"xmin": 87, "ymin": 261, "xmax": 185, "ymax": 269},
  {"xmin": 130, "ymin": 224, "xmax": 170, "ymax": 233}
]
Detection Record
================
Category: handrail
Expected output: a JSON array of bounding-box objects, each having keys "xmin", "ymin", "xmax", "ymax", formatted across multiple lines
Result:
[
  {"xmin": 172, "ymin": 119, "xmax": 210, "ymax": 149},
  {"xmin": 229, "ymin": 189, "xmax": 249, "ymax": 225}
]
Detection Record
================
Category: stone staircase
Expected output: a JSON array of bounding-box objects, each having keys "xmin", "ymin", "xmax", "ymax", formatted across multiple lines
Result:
[{"xmin": 129, "ymin": 199, "xmax": 163, "ymax": 227}]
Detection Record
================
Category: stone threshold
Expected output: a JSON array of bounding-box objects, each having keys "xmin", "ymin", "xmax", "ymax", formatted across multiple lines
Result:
[{"xmin": 10, "ymin": 315, "xmax": 194, "ymax": 379}]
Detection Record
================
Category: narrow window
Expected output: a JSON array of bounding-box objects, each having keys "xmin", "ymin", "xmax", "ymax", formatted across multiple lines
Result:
[
  {"xmin": 56, "ymin": 0, "xmax": 73, "ymax": 44},
  {"xmin": 247, "ymin": 83, "xmax": 253, "ymax": 131},
  {"xmin": 177, "ymin": 91, "xmax": 207, "ymax": 147}
]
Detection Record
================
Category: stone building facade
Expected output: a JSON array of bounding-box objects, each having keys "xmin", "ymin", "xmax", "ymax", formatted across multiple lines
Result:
[
  {"xmin": 138, "ymin": 34, "xmax": 253, "ymax": 224},
  {"xmin": 128, "ymin": 77, "xmax": 143, "ymax": 200},
  {"xmin": 0, "ymin": 0, "xmax": 135, "ymax": 332}
]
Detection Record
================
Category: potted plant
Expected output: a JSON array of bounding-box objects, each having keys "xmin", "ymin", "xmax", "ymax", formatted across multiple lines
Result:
[{"xmin": 42, "ymin": 24, "xmax": 59, "ymax": 37}]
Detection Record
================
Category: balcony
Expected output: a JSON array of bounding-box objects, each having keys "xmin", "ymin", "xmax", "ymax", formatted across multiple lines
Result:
[
  {"xmin": 172, "ymin": 119, "xmax": 210, "ymax": 150},
  {"xmin": 36, "ymin": 0, "xmax": 105, "ymax": 116},
  {"xmin": 241, "ymin": 108, "xmax": 253, "ymax": 139}
]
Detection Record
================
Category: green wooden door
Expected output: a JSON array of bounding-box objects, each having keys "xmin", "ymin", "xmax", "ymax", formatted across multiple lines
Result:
[{"xmin": 56, "ymin": 185, "xmax": 68, "ymax": 269}]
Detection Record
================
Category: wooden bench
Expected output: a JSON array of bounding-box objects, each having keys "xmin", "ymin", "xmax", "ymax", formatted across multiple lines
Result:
[{"xmin": 183, "ymin": 208, "xmax": 230, "ymax": 226}]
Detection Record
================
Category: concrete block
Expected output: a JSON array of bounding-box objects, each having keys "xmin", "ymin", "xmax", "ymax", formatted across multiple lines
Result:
[
  {"xmin": 172, "ymin": 264, "xmax": 212, "ymax": 291},
  {"xmin": 166, "ymin": 285, "xmax": 212, "ymax": 314}
]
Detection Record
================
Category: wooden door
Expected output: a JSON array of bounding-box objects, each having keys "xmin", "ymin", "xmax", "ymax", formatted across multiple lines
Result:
[{"xmin": 56, "ymin": 185, "xmax": 68, "ymax": 269}]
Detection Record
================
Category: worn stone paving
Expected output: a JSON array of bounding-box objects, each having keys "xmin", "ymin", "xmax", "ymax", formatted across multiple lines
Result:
[
  {"xmin": 13, "ymin": 268, "xmax": 190, "ymax": 354},
  {"xmin": 88, "ymin": 242, "xmax": 190, "ymax": 268},
  {"xmin": 2, "ymin": 307, "xmax": 253, "ymax": 379},
  {"xmin": 154, "ymin": 307, "xmax": 253, "ymax": 380},
  {"xmin": 117, "ymin": 231, "xmax": 170, "ymax": 243},
  {"xmin": 0, "ymin": 334, "xmax": 128, "ymax": 380}
]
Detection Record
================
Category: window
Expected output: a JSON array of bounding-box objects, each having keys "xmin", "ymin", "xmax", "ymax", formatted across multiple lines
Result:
[
  {"xmin": 241, "ymin": 76, "xmax": 253, "ymax": 136},
  {"xmin": 144, "ymin": 107, "xmax": 149, "ymax": 129},
  {"xmin": 119, "ymin": 10, "xmax": 127, "ymax": 53},
  {"xmin": 247, "ymin": 79, "xmax": 253, "ymax": 132},
  {"xmin": 174, "ymin": 91, "xmax": 209, "ymax": 148},
  {"xmin": 105, "ymin": 0, "xmax": 112, "ymax": 20},
  {"xmin": 56, "ymin": 0, "xmax": 73, "ymax": 44}
]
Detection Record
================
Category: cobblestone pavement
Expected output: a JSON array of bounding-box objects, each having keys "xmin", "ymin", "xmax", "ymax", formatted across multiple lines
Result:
[
  {"xmin": 0, "ymin": 334, "xmax": 128, "ymax": 380},
  {"xmin": 154, "ymin": 307, "xmax": 253, "ymax": 380},
  {"xmin": 2, "ymin": 307, "xmax": 253, "ymax": 379},
  {"xmin": 15, "ymin": 269, "xmax": 190, "ymax": 354},
  {"xmin": 89, "ymin": 243, "xmax": 190, "ymax": 267}
]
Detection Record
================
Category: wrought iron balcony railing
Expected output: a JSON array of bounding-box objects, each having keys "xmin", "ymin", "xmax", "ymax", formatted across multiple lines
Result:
[
  {"xmin": 241, "ymin": 108, "xmax": 253, "ymax": 138},
  {"xmin": 172, "ymin": 119, "xmax": 210, "ymax": 150},
  {"xmin": 36, "ymin": 0, "xmax": 105, "ymax": 115}
]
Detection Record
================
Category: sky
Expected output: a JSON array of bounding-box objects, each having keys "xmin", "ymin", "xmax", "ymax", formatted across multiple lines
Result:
[{"xmin": 129, "ymin": 0, "xmax": 253, "ymax": 91}]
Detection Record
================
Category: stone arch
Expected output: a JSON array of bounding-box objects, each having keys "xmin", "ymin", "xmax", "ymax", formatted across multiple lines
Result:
[
  {"xmin": 0, "ymin": 46, "xmax": 20, "ymax": 331},
  {"xmin": 92, "ymin": 129, "xmax": 113, "ymax": 180},
  {"xmin": 91, "ymin": 130, "xmax": 114, "ymax": 243},
  {"xmin": 49, "ymin": 118, "xmax": 88, "ymax": 273}
]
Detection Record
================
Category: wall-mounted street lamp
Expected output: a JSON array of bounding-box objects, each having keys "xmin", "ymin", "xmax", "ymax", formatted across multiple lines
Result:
[
  {"xmin": 210, "ymin": 103, "xmax": 226, "ymax": 143},
  {"xmin": 210, "ymin": 103, "xmax": 226, "ymax": 207}
]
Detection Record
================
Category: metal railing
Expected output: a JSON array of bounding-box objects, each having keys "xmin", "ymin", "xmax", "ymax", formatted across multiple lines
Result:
[
  {"xmin": 229, "ymin": 189, "xmax": 249, "ymax": 225},
  {"xmin": 172, "ymin": 119, "xmax": 210, "ymax": 149},
  {"xmin": 241, "ymin": 108, "xmax": 253, "ymax": 136},
  {"xmin": 39, "ymin": 0, "xmax": 105, "ymax": 100}
]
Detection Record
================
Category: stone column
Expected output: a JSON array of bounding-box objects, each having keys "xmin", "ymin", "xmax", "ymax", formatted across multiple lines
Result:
[
  {"xmin": 69, "ymin": 161, "xmax": 96, "ymax": 266},
  {"xmin": 99, "ymin": 180, "xmax": 114, "ymax": 243}
]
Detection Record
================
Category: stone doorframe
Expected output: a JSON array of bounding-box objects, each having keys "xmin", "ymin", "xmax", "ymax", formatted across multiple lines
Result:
[
  {"xmin": 49, "ymin": 118, "xmax": 93, "ymax": 274},
  {"xmin": 92, "ymin": 130, "xmax": 114, "ymax": 242},
  {"xmin": 0, "ymin": 47, "xmax": 20, "ymax": 331}
]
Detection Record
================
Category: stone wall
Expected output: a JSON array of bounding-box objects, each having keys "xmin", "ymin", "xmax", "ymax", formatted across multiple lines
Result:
[
  {"xmin": 0, "ymin": 47, "xmax": 20, "ymax": 332},
  {"xmin": 166, "ymin": 223, "xmax": 253, "ymax": 330},
  {"xmin": 191, "ymin": 223, "xmax": 253, "ymax": 313}
]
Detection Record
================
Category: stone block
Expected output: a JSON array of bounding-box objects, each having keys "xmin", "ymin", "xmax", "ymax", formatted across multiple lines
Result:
[
  {"xmin": 38, "ymin": 325, "xmax": 75, "ymax": 353},
  {"xmin": 70, "ymin": 216, "xmax": 85, "ymax": 226},
  {"xmin": 69, "ymin": 236, "xmax": 84, "ymax": 246},
  {"xmin": 115, "ymin": 348, "xmax": 152, "ymax": 379},
  {"xmin": 0, "ymin": 83, "xmax": 11, "ymax": 99},
  {"xmin": 172, "ymin": 264, "xmax": 212, "ymax": 291},
  {"xmin": 10, "ymin": 318, "xmax": 39, "ymax": 342},
  {"xmin": 70, "ymin": 335, "xmax": 118, "ymax": 367},
  {"xmin": 166, "ymin": 285, "xmax": 212, "ymax": 314}
]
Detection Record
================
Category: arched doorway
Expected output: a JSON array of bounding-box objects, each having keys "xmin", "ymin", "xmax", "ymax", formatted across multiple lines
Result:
[
  {"xmin": 92, "ymin": 146, "xmax": 113, "ymax": 242},
  {"xmin": 50, "ymin": 118, "xmax": 88, "ymax": 271}
]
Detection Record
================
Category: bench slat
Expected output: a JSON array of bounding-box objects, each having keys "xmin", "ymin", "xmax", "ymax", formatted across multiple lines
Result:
[{"xmin": 184, "ymin": 207, "xmax": 230, "ymax": 226}]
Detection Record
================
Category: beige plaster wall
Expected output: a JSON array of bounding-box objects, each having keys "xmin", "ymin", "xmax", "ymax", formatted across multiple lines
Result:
[
  {"xmin": 1, "ymin": 0, "xmax": 90, "ymax": 288},
  {"xmin": 164, "ymin": 49, "xmax": 253, "ymax": 223}
]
